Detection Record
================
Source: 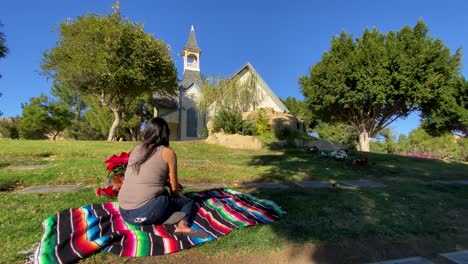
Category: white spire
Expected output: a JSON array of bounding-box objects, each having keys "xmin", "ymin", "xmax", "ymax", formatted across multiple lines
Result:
[{"xmin": 191, "ymin": 25, "xmax": 194, "ymax": 31}]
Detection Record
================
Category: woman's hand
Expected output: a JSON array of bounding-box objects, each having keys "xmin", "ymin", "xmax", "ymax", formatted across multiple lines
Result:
[{"xmin": 165, "ymin": 180, "xmax": 184, "ymax": 196}]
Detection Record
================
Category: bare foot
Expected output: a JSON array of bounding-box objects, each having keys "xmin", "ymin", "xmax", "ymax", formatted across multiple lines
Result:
[
  {"xmin": 174, "ymin": 226, "xmax": 192, "ymax": 233},
  {"xmin": 173, "ymin": 228, "xmax": 208, "ymax": 238}
]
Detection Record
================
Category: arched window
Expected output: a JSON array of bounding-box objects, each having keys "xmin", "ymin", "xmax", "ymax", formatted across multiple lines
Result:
[{"xmin": 186, "ymin": 108, "xmax": 198, "ymax": 137}]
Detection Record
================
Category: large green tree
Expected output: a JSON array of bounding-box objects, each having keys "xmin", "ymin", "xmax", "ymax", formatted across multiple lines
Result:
[
  {"xmin": 41, "ymin": 12, "xmax": 178, "ymax": 141},
  {"xmin": 300, "ymin": 20, "xmax": 462, "ymax": 151}
]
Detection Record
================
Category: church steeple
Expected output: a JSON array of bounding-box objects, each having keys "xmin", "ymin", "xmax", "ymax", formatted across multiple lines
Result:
[{"xmin": 182, "ymin": 25, "xmax": 201, "ymax": 73}]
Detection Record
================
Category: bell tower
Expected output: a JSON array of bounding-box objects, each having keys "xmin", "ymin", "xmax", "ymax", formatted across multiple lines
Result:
[
  {"xmin": 182, "ymin": 25, "xmax": 201, "ymax": 73},
  {"xmin": 180, "ymin": 25, "xmax": 203, "ymax": 89}
]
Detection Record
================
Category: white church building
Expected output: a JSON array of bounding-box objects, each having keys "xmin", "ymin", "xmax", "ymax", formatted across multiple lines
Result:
[{"xmin": 153, "ymin": 26, "xmax": 288, "ymax": 141}]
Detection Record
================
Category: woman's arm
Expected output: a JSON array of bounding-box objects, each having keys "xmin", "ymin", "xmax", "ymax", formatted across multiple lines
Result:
[{"xmin": 162, "ymin": 147, "xmax": 181, "ymax": 196}]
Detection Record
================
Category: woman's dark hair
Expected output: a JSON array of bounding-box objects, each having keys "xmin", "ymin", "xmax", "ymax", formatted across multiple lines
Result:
[{"xmin": 132, "ymin": 117, "xmax": 170, "ymax": 172}]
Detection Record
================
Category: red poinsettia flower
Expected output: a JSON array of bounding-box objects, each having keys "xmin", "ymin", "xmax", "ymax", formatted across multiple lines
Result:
[
  {"xmin": 104, "ymin": 152, "xmax": 130, "ymax": 171},
  {"xmin": 98, "ymin": 152, "xmax": 129, "ymax": 198}
]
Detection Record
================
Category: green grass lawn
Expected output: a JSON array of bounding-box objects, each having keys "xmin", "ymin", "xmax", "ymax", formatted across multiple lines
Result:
[{"xmin": 1, "ymin": 139, "xmax": 467, "ymax": 263}]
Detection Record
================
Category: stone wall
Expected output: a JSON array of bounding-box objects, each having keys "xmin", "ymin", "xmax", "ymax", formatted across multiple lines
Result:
[{"xmin": 205, "ymin": 132, "xmax": 263, "ymax": 150}]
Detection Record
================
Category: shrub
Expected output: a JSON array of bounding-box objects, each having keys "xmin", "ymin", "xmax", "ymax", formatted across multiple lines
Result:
[
  {"xmin": 255, "ymin": 109, "xmax": 270, "ymax": 135},
  {"xmin": 0, "ymin": 118, "xmax": 20, "ymax": 139},
  {"xmin": 212, "ymin": 108, "xmax": 255, "ymax": 136}
]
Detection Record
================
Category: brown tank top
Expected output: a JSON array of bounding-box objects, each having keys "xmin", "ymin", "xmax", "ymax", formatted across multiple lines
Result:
[{"xmin": 118, "ymin": 145, "xmax": 168, "ymax": 210}]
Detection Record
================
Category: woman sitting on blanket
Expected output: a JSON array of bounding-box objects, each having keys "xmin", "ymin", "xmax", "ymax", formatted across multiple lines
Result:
[{"xmin": 118, "ymin": 117, "xmax": 206, "ymax": 238}]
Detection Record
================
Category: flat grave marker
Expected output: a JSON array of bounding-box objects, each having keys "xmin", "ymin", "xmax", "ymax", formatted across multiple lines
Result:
[
  {"xmin": 440, "ymin": 250, "xmax": 468, "ymax": 264},
  {"xmin": 11, "ymin": 164, "xmax": 51, "ymax": 170},
  {"xmin": 16, "ymin": 185, "xmax": 88, "ymax": 193},
  {"xmin": 432, "ymin": 180, "xmax": 454, "ymax": 185},
  {"xmin": 338, "ymin": 180, "xmax": 385, "ymax": 188},
  {"xmin": 454, "ymin": 180, "xmax": 468, "ymax": 185},
  {"xmin": 368, "ymin": 256, "xmax": 433, "ymax": 264},
  {"xmin": 293, "ymin": 181, "xmax": 333, "ymax": 188},
  {"xmin": 241, "ymin": 183, "xmax": 289, "ymax": 189}
]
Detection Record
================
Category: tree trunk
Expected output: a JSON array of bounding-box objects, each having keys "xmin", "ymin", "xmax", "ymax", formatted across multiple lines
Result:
[
  {"xmin": 358, "ymin": 130, "xmax": 372, "ymax": 152},
  {"xmin": 129, "ymin": 127, "xmax": 138, "ymax": 141},
  {"xmin": 107, "ymin": 109, "xmax": 120, "ymax": 142}
]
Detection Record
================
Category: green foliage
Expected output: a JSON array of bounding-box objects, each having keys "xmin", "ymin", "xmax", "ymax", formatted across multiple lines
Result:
[
  {"xmin": 403, "ymin": 127, "xmax": 462, "ymax": 159},
  {"xmin": 395, "ymin": 134, "xmax": 410, "ymax": 153},
  {"xmin": 274, "ymin": 126, "xmax": 293, "ymax": 140},
  {"xmin": 300, "ymin": 20, "xmax": 462, "ymax": 151},
  {"xmin": 0, "ymin": 21, "xmax": 7, "ymax": 115},
  {"xmin": 19, "ymin": 94, "xmax": 73, "ymax": 140},
  {"xmin": 47, "ymin": 101, "xmax": 74, "ymax": 140},
  {"xmin": 119, "ymin": 96, "xmax": 153, "ymax": 141},
  {"xmin": 370, "ymin": 128, "xmax": 397, "ymax": 154},
  {"xmin": 0, "ymin": 117, "xmax": 20, "ymax": 139},
  {"xmin": 421, "ymin": 76, "xmax": 468, "ymax": 137},
  {"xmin": 199, "ymin": 72, "xmax": 260, "ymax": 114},
  {"xmin": 254, "ymin": 108, "xmax": 271, "ymax": 135},
  {"xmin": 212, "ymin": 109, "xmax": 255, "ymax": 136},
  {"xmin": 64, "ymin": 118, "xmax": 105, "ymax": 140},
  {"xmin": 41, "ymin": 12, "xmax": 178, "ymax": 141},
  {"xmin": 84, "ymin": 96, "xmax": 113, "ymax": 137},
  {"xmin": 313, "ymin": 121, "xmax": 356, "ymax": 147},
  {"xmin": 281, "ymin": 96, "xmax": 315, "ymax": 130},
  {"xmin": 457, "ymin": 138, "xmax": 468, "ymax": 161},
  {"xmin": 51, "ymin": 81, "xmax": 87, "ymax": 118},
  {"xmin": 19, "ymin": 95, "xmax": 49, "ymax": 139},
  {"xmin": 0, "ymin": 21, "xmax": 6, "ymax": 59},
  {"xmin": 201, "ymin": 127, "xmax": 209, "ymax": 139}
]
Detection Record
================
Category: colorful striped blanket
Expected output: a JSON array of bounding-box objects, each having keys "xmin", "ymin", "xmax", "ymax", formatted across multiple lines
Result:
[{"xmin": 34, "ymin": 188, "xmax": 284, "ymax": 263}]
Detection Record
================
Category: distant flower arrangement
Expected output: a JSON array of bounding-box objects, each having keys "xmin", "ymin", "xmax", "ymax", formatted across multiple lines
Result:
[
  {"xmin": 352, "ymin": 156, "xmax": 369, "ymax": 168},
  {"xmin": 96, "ymin": 152, "xmax": 130, "ymax": 198}
]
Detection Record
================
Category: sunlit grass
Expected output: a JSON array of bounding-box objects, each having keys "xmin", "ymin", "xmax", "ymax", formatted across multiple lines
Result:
[{"xmin": 0, "ymin": 139, "xmax": 467, "ymax": 263}]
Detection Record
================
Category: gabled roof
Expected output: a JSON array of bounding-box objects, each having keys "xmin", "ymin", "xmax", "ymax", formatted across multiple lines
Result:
[
  {"xmin": 180, "ymin": 69, "xmax": 203, "ymax": 90},
  {"xmin": 152, "ymin": 91, "xmax": 178, "ymax": 109},
  {"xmin": 183, "ymin": 25, "xmax": 201, "ymax": 53},
  {"xmin": 229, "ymin": 62, "xmax": 289, "ymax": 113}
]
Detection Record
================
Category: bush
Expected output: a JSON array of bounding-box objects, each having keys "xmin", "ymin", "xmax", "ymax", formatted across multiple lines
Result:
[
  {"xmin": 0, "ymin": 118, "xmax": 20, "ymax": 139},
  {"xmin": 240, "ymin": 121, "xmax": 255, "ymax": 136},
  {"xmin": 212, "ymin": 109, "xmax": 254, "ymax": 136},
  {"xmin": 255, "ymin": 109, "xmax": 270, "ymax": 135},
  {"xmin": 275, "ymin": 126, "xmax": 292, "ymax": 140},
  {"xmin": 201, "ymin": 127, "xmax": 209, "ymax": 139}
]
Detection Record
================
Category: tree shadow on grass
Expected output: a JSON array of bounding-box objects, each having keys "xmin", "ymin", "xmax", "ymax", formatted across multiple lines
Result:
[
  {"xmin": 243, "ymin": 147, "xmax": 468, "ymax": 263},
  {"xmin": 248, "ymin": 147, "xmax": 468, "ymax": 183}
]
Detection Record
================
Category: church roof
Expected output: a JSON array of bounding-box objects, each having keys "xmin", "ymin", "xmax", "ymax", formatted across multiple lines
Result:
[
  {"xmin": 229, "ymin": 62, "xmax": 289, "ymax": 113},
  {"xmin": 152, "ymin": 91, "xmax": 178, "ymax": 109},
  {"xmin": 180, "ymin": 69, "xmax": 203, "ymax": 90},
  {"xmin": 183, "ymin": 25, "xmax": 201, "ymax": 53}
]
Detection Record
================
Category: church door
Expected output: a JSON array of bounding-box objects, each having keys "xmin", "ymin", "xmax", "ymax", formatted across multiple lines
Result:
[{"xmin": 186, "ymin": 108, "xmax": 198, "ymax": 137}]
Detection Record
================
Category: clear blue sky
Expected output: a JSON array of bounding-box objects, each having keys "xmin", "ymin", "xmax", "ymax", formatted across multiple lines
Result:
[{"xmin": 1, "ymin": 0, "xmax": 467, "ymax": 136}]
